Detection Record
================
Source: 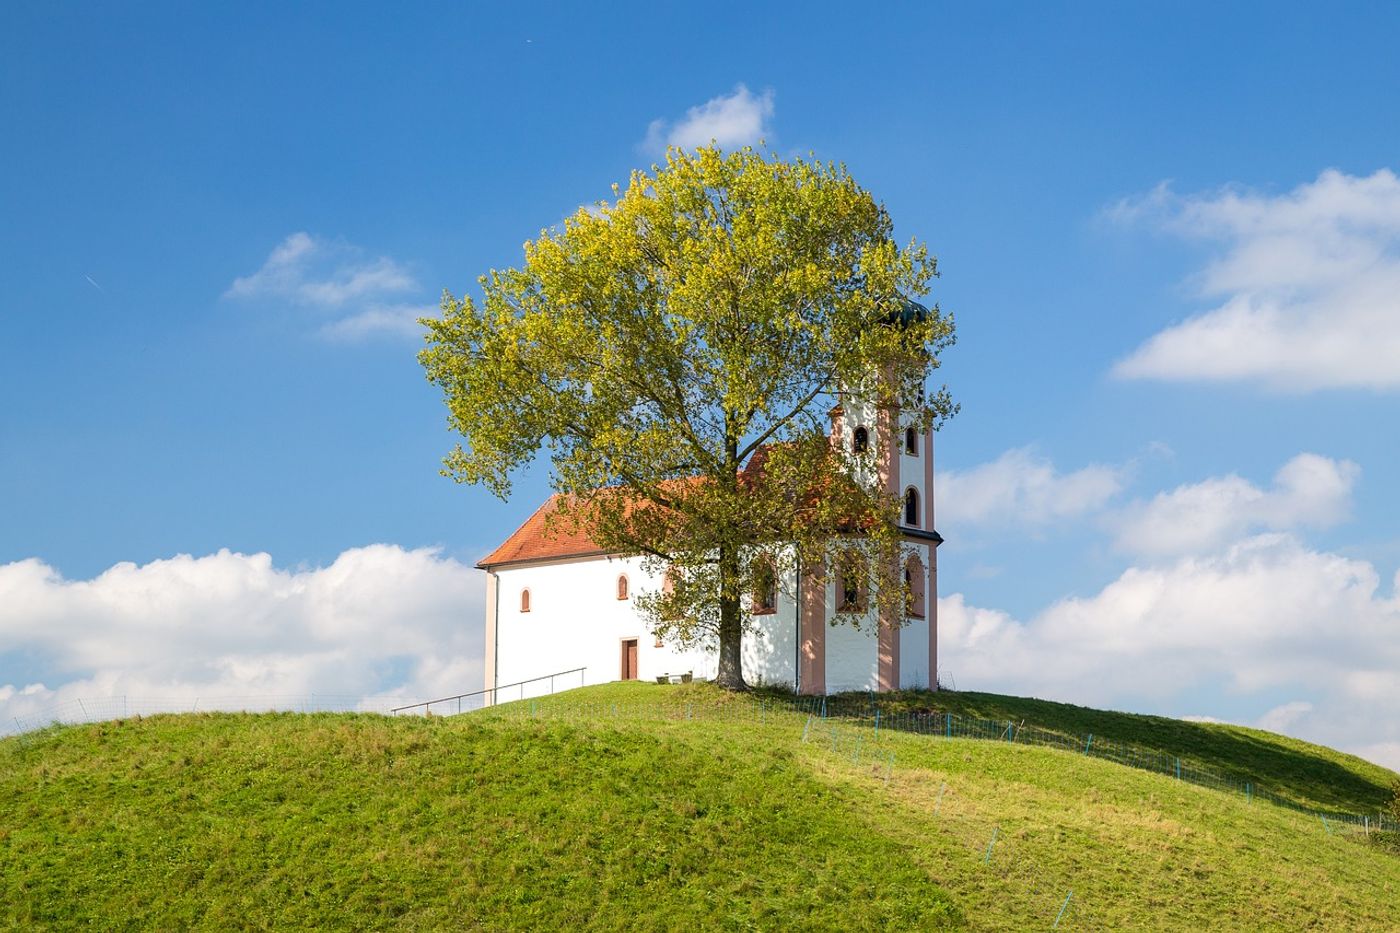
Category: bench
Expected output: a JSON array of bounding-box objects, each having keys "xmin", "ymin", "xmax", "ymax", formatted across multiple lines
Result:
[{"xmin": 655, "ymin": 671, "xmax": 694, "ymax": 685}]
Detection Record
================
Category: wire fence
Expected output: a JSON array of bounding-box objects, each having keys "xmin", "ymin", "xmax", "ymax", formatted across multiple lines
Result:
[
  {"xmin": 484, "ymin": 692, "xmax": 1400, "ymax": 836},
  {"xmin": 5, "ymin": 685, "xmax": 1395, "ymax": 926},
  {"xmin": 5, "ymin": 685, "xmax": 1397, "ymax": 838},
  {"xmin": 486, "ymin": 695, "xmax": 1399, "ymax": 927}
]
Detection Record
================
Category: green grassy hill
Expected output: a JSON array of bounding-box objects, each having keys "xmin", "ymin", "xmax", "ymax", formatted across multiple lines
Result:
[{"xmin": 2, "ymin": 683, "xmax": 1397, "ymax": 930}]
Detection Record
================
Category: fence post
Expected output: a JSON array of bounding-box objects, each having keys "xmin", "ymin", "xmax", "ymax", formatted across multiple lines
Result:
[
  {"xmin": 1053, "ymin": 891, "xmax": 1073, "ymax": 929},
  {"xmin": 1084, "ymin": 733, "xmax": 1094, "ymax": 754},
  {"xmin": 946, "ymin": 713, "xmax": 952, "ymax": 738},
  {"xmin": 1175, "ymin": 757, "xmax": 1181, "ymax": 780},
  {"xmin": 874, "ymin": 708, "xmax": 881, "ymax": 739}
]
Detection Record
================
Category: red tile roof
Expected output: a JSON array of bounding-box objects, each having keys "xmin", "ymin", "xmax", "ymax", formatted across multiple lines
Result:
[
  {"xmin": 476, "ymin": 495, "xmax": 609, "ymax": 569},
  {"xmin": 474, "ymin": 445, "xmax": 908, "ymax": 570}
]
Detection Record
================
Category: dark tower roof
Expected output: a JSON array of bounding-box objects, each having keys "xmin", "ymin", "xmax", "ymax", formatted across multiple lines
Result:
[{"xmin": 882, "ymin": 295, "xmax": 929, "ymax": 328}]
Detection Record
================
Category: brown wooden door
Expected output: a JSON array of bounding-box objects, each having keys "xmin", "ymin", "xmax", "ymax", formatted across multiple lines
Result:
[{"xmin": 621, "ymin": 639, "xmax": 638, "ymax": 680}]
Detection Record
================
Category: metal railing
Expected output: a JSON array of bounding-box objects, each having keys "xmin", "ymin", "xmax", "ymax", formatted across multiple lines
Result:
[{"xmin": 390, "ymin": 667, "xmax": 587, "ymax": 717}]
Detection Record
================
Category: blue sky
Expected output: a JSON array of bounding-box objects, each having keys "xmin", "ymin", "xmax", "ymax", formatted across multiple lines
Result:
[{"xmin": 3, "ymin": 3, "xmax": 1399, "ymax": 767}]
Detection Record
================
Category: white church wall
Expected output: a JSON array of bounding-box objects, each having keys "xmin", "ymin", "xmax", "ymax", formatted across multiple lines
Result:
[
  {"xmin": 741, "ymin": 567, "xmax": 798, "ymax": 689},
  {"xmin": 822, "ymin": 578, "xmax": 881, "ymax": 692},
  {"xmin": 491, "ymin": 556, "xmax": 714, "ymax": 701},
  {"xmin": 900, "ymin": 616, "xmax": 930, "ymax": 690},
  {"xmin": 901, "ymin": 539, "xmax": 933, "ymax": 689}
]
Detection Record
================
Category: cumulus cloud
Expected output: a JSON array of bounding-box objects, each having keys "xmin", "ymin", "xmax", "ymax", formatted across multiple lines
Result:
[
  {"xmin": 939, "ymin": 533, "xmax": 1400, "ymax": 770},
  {"xmin": 318, "ymin": 304, "xmax": 431, "ymax": 342},
  {"xmin": 0, "ymin": 546, "xmax": 484, "ymax": 727},
  {"xmin": 226, "ymin": 232, "xmax": 417, "ymax": 307},
  {"xmin": 644, "ymin": 84, "xmax": 775, "ymax": 152},
  {"xmin": 225, "ymin": 233, "xmax": 426, "ymax": 341},
  {"xmin": 1110, "ymin": 168, "xmax": 1400, "ymax": 390},
  {"xmin": 1113, "ymin": 453, "xmax": 1359, "ymax": 556},
  {"xmin": 936, "ymin": 447, "xmax": 1126, "ymax": 530}
]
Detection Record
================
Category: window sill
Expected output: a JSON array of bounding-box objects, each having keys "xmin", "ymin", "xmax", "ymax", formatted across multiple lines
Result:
[{"xmin": 751, "ymin": 607, "xmax": 777, "ymax": 616}]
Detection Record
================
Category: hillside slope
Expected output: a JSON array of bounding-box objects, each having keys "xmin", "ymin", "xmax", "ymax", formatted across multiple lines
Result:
[
  {"xmin": 857, "ymin": 688, "xmax": 1398, "ymax": 815},
  {"xmin": 2, "ymin": 684, "xmax": 1397, "ymax": 930}
]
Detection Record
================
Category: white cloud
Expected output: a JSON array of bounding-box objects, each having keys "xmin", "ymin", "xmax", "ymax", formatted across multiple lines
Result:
[
  {"xmin": 1113, "ymin": 453, "xmax": 1359, "ymax": 556},
  {"xmin": 1352, "ymin": 742, "xmax": 1400, "ymax": 771},
  {"xmin": 644, "ymin": 84, "xmax": 775, "ymax": 152},
  {"xmin": 226, "ymin": 232, "xmax": 417, "ymax": 307},
  {"xmin": 939, "ymin": 533, "xmax": 1400, "ymax": 771},
  {"xmin": 1256, "ymin": 700, "xmax": 1313, "ymax": 734},
  {"xmin": 0, "ymin": 546, "xmax": 484, "ymax": 727},
  {"xmin": 935, "ymin": 447, "xmax": 1126, "ymax": 529},
  {"xmin": 226, "ymin": 232, "xmax": 425, "ymax": 341},
  {"xmin": 318, "ymin": 304, "xmax": 430, "ymax": 342},
  {"xmin": 1111, "ymin": 168, "xmax": 1400, "ymax": 390}
]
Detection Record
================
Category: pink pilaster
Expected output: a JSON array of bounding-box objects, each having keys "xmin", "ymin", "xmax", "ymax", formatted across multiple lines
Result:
[{"xmin": 798, "ymin": 563, "xmax": 826, "ymax": 695}]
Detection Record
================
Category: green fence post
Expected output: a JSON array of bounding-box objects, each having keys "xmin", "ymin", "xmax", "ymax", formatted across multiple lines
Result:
[
  {"xmin": 1053, "ymin": 891, "xmax": 1073, "ymax": 929},
  {"xmin": 1084, "ymin": 733, "xmax": 1094, "ymax": 753}
]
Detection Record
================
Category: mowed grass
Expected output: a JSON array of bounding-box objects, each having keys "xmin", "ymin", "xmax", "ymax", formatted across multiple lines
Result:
[
  {"xmin": 3, "ymin": 682, "xmax": 1398, "ymax": 930},
  {"xmin": 869, "ymin": 687, "xmax": 1398, "ymax": 814},
  {"xmin": 0, "ymin": 707, "xmax": 959, "ymax": 931}
]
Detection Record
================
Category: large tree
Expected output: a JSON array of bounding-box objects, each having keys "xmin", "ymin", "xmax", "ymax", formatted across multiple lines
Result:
[{"xmin": 420, "ymin": 146, "xmax": 956, "ymax": 690}]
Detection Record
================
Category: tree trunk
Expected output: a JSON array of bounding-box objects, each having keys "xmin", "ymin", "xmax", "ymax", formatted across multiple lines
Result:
[{"xmin": 714, "ymin": 539, "xmax": 748, "ymax": 691}]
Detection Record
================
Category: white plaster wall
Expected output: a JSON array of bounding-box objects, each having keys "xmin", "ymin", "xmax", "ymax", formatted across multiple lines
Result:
[
  {"xmin": 491, "ymin": 556, "xmax": 713, "ymax": 701},
  {"xmin": 900, "ymin": 617, "xmax": 930, "ymax": 690},
  {"xmin": 491, "ymin": 555, "xmax": 803, "ymax": 698},
  {"xmin": 741, "ymin": 567, "xmax": 798, "ymax": 690},
  {"xmin": 900, "ymin": 540, "xmax": 933, "ymax": 689},
  {"xmin": 822, "ymin": 578, "xmax": 881, "ymax": 692}
]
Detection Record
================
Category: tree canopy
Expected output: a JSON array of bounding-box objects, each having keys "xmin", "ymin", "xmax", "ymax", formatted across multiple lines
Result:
[{"xmin": 421, "ymin": 146, "xmax": 956, "ymax": 689}]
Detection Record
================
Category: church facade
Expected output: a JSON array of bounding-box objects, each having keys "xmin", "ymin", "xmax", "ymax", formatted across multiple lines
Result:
[{"xmin": 477, "ymin": 387, "xmax": 942, "ymax": 698}]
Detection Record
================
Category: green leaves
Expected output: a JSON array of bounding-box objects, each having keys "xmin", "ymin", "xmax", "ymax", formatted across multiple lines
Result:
[{"xmin": 421, "ymin": 146, "xmax": 956, "ymax": 675}]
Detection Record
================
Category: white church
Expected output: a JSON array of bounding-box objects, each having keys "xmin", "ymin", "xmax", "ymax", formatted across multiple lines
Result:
[{"xmin": 477, "ymin": 375, "xmax": 942, "ymax": 698}]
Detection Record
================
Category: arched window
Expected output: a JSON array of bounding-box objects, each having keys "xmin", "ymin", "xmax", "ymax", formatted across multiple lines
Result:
[
  {"xmin": 751, "ymin": 557, "xmax": 777, "ymax": 614},
  {"xmin": 661, "ymin": 568, "xmax": 680, "ymax": 622},
  {"xmin": 852, "ymin": 426, "xmax": 869, "ymax": 454},
  {"xmin": 905, "ymin": 556, "xmax": 926, "ymax": 619},
  {"xmin": 520, "ymin": 589, "xmax": 531, "ymax": 613},
  {"xmin": 616, "ymin": 574, "xmax": 629, "ymax": 600},
  {"xmin": 837, "ymin": 552, "xmax": 866, "ymax": 612},
  {"xmin": 905, "ymin": 427, "xmax": 918, "ymax": 455},
  {"xmin": 905, "ymin": 487, "xmax": 920, "ymax": 526}
]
